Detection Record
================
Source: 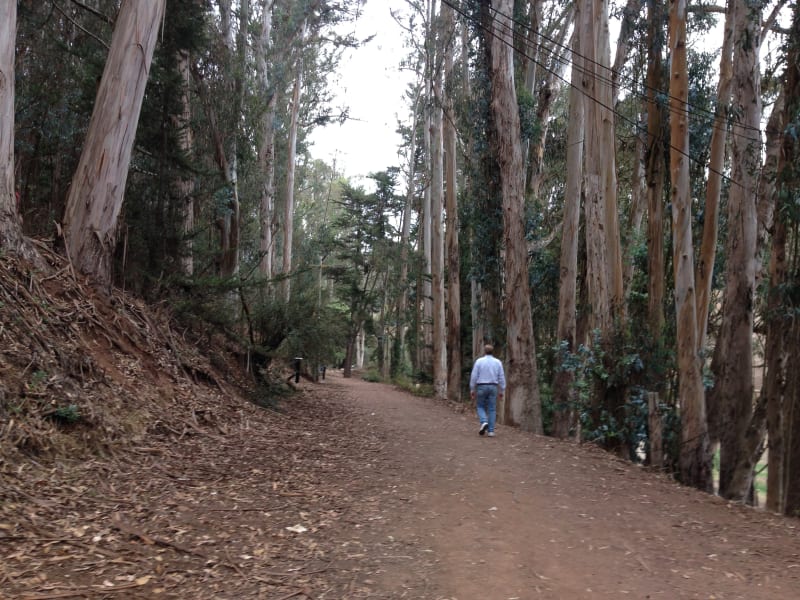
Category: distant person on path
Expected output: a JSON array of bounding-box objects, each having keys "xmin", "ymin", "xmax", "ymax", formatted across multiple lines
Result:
[{"xmin": 469, "ymin": 344, "xmax": 506, "ymax": 437}]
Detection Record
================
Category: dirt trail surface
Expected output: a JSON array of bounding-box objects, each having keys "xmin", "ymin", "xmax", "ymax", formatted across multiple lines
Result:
[{"xmin": 3, "ymin": 370, "xmax": 800, "ymax": 600}]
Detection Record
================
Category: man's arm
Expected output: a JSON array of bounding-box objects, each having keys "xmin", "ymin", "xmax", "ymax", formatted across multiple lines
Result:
[{"xmin": 469, "ymin": 358, "xmax": 480, "ymax": 400}]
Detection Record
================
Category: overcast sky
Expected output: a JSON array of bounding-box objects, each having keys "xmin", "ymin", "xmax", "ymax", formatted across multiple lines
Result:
[{"xmin": 308, "ymin": 0, "xmax": 414, "ymax": 184}]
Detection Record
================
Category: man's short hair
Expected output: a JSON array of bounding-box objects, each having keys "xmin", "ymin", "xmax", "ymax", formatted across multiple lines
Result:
[{"xmin": 484, "ymin": 344, "xmax": 494, "ymax": 355}]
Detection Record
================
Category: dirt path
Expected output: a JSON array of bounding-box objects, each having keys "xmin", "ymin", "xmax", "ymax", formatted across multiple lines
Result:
[
  {"xmin": 3, "ymin": 370, "xmax": 799, "ymax": 600},
  {"xmin": 326, "ymin": 372, "xmax": 799, "ymax": 599}
]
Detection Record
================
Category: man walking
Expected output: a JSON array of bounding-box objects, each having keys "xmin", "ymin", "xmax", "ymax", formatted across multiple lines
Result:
[{"xmin": 469, "ymin": 344, "xmax": 506, "ymax": 437}]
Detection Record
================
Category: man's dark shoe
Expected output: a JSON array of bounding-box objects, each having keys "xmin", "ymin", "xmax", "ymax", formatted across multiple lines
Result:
[{"xmin": 479, "ymin": 422, "xmax": 488, "ymax": 436}]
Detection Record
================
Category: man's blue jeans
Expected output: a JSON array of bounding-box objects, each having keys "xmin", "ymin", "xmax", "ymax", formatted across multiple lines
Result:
[{"xmin": 475, "ymin": 385, "xmax": 498, "ymax": 433}]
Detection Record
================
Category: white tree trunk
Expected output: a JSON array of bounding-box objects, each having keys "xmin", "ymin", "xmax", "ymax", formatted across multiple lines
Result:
[
  {"xmin": 63, "ymin": 0, "xmax": 166, "ymax": 285},
  {"xmin": 431, "ymin": 6, "xmax": 447, "ymax": 401},
  {"xmin": 256, "ymin": 0, "xmax": 276, "ymax": 278},
  {"xmin": 0, "ymin": 0, "xmax": 23, "ymax": 253},
  {"xmin": 282, "ymin": 20, "xmax": 307, "ymax": 301}
]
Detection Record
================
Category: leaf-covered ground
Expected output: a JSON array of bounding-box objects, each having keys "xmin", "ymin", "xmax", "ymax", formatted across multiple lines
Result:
[{"xmin": 2, "ymin": 251, "xmax": 799, "ymax": 599}]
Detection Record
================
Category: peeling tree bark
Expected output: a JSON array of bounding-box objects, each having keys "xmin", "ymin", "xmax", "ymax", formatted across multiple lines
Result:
[
  {"xmin": 63, "ymin": 0, "xmax": 166, "ymax": 286},
  {"xmin": 282, "ymin": 20, "xmax": 307, "ymax": 302},
  {"xmin": 644, "ymin": 0, "xmax": 667, "ymax": 342},
  {"xmin": 669, "ymin": 0, "xmax": 712, "ymax": 491},
  {"xmin": 488, "ymin": 0, "xmax": 542, "ymax": 433},
  {"xmin": 765, "ymin": 1, "xmax": 800, "ymax": 514},
  {"xmin": 695, "ymin": 0, "xmax": 733, "ymax": 352},
  {"xmin": 442, "ymin": 3, "xmax": 461, "ymax": 404},
  {"xmin": 256, "ymin": 0, "xmax": 276, "ymax": 278},
  {"xmin": 552, "ymin": 23, "xmax": 585, "ymax": 439},
  {"xmin": 174, "ymin": 49, "xmax": 195, "ymax": 277},
  {"xmin": 716, "ymin": 0, "xmax": 763, "ymax": 501},
  {"xmin": 0, "ymin": 0, "xmax": 24, "ymax": 254}
]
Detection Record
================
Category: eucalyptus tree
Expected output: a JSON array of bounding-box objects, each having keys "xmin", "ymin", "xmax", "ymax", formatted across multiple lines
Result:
[
  {"xmin": 578, "ymin": 0, "xmax": 625, "ymax": 441},
  {"xmin": 763, "ymin": 0, "xmax": 800, "ymax": 515},
  {"xmin": 523, "ymin": 1, "xmax": 572, "ymax": 201},
  {"xmin": 63, "ymin": 0, "xmax": 166, "ymax": 286},
  {"xmin": 442, "ymin": 2, "xmax": 462, "ymax": 402},
  {"xmin": 430, "ymin": 1, "xmax": 447, "ymax": 400},
  {"xmin": 644, "ymin": 0, "xmax": 668, "ymax": 345},
  {"xmin": 668, "ymin": 0, "xmax": 712, "ymax": 491},
  {"xmin": 714, "ymin": 0, "xmax": 764, "ymax": 501},
  {"xmin": 256, "ymin": 0, "xmax": 277, "ymax": 278},
  {"xmin": 695, "ymin": 3, "xmax": 733, "ymax": 352},
  {"xmin": 551, "ymin": 22, "xmax": 585, "ymax": 439},
  {"xmin": 0, "ymin": 0, "xmax": 22, "ymax": 253},
  {"xmin": 485, "ymin": 0, "xmax": 542, "ymax": 432}
]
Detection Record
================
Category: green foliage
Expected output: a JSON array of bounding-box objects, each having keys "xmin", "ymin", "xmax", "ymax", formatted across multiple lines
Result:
[
  {"xmin": 554, "ymin": 330, "xmax": 658, "ymax": 461},
  {"xmin": 29, "ymin": 370, "xmax": 48, "ymax": 390},
  {"xmin": 394, "ymin": 374, "xmax": 434, "ymax": 398},
  {"xmin": 47, "ymin": 404, "xmax": 82, "ymax": 425},
  {"xmin": 361, "ymin": 369, "xmax": 382, "ymax": 383}
]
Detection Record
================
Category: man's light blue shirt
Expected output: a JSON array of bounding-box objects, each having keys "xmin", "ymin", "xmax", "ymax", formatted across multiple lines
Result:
[{"xmin": 469, "ymin": 355, "xmax": 506, "ymax": 392}]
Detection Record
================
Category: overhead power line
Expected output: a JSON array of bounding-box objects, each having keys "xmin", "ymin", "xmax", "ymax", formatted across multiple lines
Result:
[
  {"xmin": 480, "ymin": 0, "xmax": 774, "ymax": 143},
  {"xmin": 439, "ymin": 0, "xmax": 764, "ymax": 191}
]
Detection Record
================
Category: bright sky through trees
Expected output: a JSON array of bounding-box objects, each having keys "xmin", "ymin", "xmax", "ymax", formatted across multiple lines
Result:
[{"xmin": 309, "ymin": 0, "xmax": 413, "ymax": 182}]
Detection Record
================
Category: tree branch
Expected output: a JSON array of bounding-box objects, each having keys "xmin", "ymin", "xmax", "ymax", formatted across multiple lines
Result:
[{"xmin": 67, "ymin": 0, "xmax": 115, "ymax": 26}]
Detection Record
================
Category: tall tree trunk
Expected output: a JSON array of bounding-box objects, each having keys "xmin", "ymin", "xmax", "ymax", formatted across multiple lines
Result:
[
  {"xmin": 552, "ymin": 24, "xmax": 585, "ymax": 439},
  {"xmin": 282, "ymin": 21, "xmax": 306, "ymax": 301},
  {"xmin": 421, "ymin": 0, "xmax": 434, "ymax": 374},
  {"xmin": 611, "ymin": 0, "xmax": 641, "ymax": 106},
  {"xmin": 396, "ymin": 89, "xmax": 422, "ymax": 377},
  {"xmin": 526, "ymin": 20, "xmax": 571, "ymax": 199},
  {"xmin": 257, "ymin": 0, "xmax": 276, "ymax": 278},
  {"xmin": 488, "ymin": 0, "xmax": 542, "ymax": 433},
  {"xmin": 443, "ymin": 3, "xmax": 461, "ymax": 403},
  {"xmin": 763, "ymin": 180, "xmax": 789, "ymax": 512},
  {"xmin": 63, "ymin": 0, "xmax": 166, "ymax": 286},
  {"xmin": 431, "ymin": 7, "xmax": 447, "ymax": 401},
  {"xmin": 581, "ymin": 0, "xmax": 620, "ymax": 337},
  {"xmin": 669, "ymin": 0, "xmax": 712, "ymax": 491},
  {"xmin": 695, "ymin": 0, "xmax": 733, "ymax": 352},
  {"xmin": 755, "ymin": 91, "xmax": 785, "ymax": 293},
  {"xmin": 784, "ymin": 316, "xmax": 800, "ymax": 516},
  {"xmin": 644, "ymin": 0, "xmax": 667, "ymax": 341},
  {"xmin": 623, "ymin": 109, "xmax": 647, "ymax": 295},
  {"xmin": 765, "ymin": 3, "xmax": 800, "ymax": 514},
  {"xmin": 716, "ymin": 0, "xmax": 763, "ymax": 501},
  {"xmin": 217, "ymin": 0, "xmax": 246, "ymax": 279},
  {"xmin": 175, "ymin": 49, "xmax": 195, "ymax": 277},
  {"xmin": 0, "ymin": 0, "xmax": 24, "ymax": 253}
]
